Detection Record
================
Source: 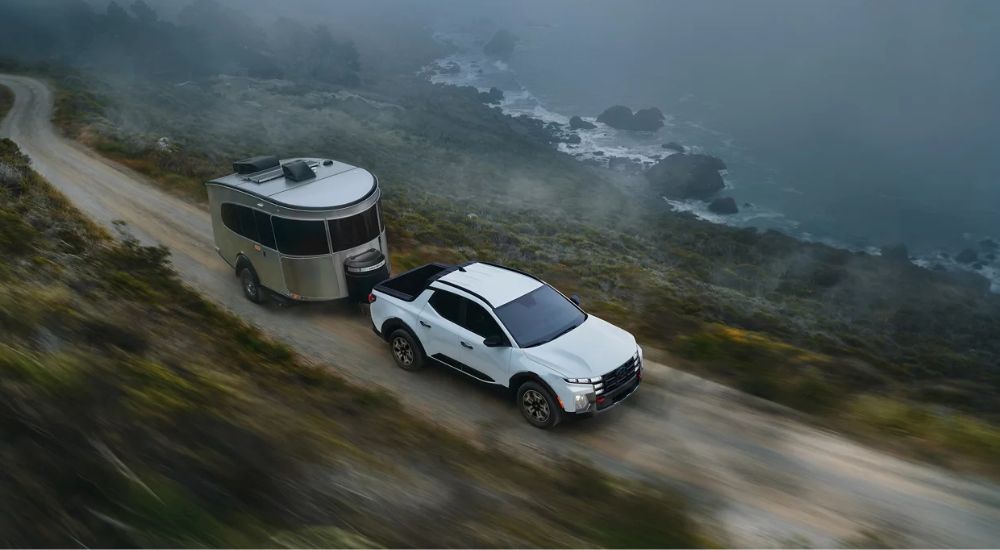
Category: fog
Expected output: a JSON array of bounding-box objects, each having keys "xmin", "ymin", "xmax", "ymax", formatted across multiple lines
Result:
[
  {"xmin": 235, "ymin": 0, "xmax": 1000, "ymax": 251},
  {"xmin": 3, "ymin": 0, "xmax": 999, "ymax": 252},
  {"xmin": 417, "ymin": 0, "xmax": 1000, "ymax": 252}
]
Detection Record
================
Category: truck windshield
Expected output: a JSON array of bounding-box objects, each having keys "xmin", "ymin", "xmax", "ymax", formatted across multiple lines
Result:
[{"xmin": 495, "ymin": 285, "xmax": 586, "ymax": 348}]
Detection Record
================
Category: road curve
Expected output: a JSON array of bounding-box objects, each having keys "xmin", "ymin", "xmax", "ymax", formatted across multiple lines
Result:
[{"xmin": 3, "ymin": 74, "xmax": 999, "ymax": 547}]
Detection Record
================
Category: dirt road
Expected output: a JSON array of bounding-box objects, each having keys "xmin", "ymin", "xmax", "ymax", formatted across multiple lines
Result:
[{"xmin": 3, "ymin": 74, "xmax": 999, "ymax": 547}]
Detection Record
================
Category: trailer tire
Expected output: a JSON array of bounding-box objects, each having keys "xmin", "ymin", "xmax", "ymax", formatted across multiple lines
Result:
[
  {"xmin": 388, "ymin": 328, "xmax": 425, "ymax": 371},
  {"xmin": 239, "ymin": 265, "xmax": 263, "ymax": 304},
  {"xmin": 516, "ymin": 380, "xmax": 562, "ymax": 429}
]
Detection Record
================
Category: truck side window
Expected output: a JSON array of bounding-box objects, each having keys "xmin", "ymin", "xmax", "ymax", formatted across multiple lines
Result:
[
  {"xmin": 465, "ymin": 302, "xmax": 503, "ymax": 339},
  {"xmin": 428, "ymin": 290, "xmax": 464, "ymax": 325},
  {"xmin": 272, "ymin": 217, "xmax": 330, "ymax": 256}
]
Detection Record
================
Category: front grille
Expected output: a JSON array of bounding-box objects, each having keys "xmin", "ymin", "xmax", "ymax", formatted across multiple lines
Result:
[{"xmin": 598, "ymin": 355, "xmax": 640, "ymax": 395}]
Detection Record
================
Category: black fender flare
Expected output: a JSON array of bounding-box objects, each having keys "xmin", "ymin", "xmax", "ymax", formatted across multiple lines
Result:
[
  {"xmin": 380, "ymin": 318, "xmax": 426, "ymax": 353},
  {"xmin": 508, "ymin": 371, "xmax": 560, "ymax": 403},
  {"xmin": 380, "ymin": 317, "xmax": 410, "ymax": 339},
  {"xmin": 234, "ymin": 254, "xmax": 255, "ymax": 278}
]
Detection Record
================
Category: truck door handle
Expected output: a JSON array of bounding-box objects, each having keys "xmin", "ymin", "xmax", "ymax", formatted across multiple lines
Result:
[
  {"xmin": 419, "ymin": 321, "xmax": 431, "ymax": 328},
  {"xmin": 460, "ymin": 341, "xmax": 473, "ymax": 349}
]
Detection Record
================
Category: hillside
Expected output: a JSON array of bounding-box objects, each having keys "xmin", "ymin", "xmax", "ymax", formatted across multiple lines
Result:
[
  {"xmin": 0, "ymin": 133, "xmax": 707, "ymax": 547},
  {"xmin": 17, "ymin": 63, "xmax": 998, "ymax": 474}
]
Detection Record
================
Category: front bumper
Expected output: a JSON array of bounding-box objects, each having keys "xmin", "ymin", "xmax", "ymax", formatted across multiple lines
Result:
[
  {"xmin": 566, "ymin": 370, "xmax": 642, "ymax": 415},
  {"xmin": 595, "ymin": 372, "xmax": 641, "ymax": 412}
]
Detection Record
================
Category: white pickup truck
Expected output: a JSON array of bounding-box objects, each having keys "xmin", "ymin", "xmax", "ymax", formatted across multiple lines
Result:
[{"xmin": 368, "ymin": 261, "xmax": 642, "ymax": 428}]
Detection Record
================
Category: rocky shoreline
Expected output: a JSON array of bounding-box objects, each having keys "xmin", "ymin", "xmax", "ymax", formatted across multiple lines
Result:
[{"xmin": 425, "ymin": 50, "xmax": 1000, "ymax": 292}]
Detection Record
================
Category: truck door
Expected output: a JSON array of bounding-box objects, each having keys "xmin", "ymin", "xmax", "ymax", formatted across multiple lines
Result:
[
  {"xmin": 419, "ymin": 290, "xmax": 509, "ymax": 384},
  {"xmin": 454, "ymin": 300, "xmax": 512, "ymax": 384}
]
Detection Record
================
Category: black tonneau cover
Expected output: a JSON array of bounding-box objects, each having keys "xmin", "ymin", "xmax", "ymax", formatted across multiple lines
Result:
[{"xmin": 374, "ymin": 263, "xmax": 451, "ymax": 302}]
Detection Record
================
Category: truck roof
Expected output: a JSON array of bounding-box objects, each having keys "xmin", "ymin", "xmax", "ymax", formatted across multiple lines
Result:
[
  {"xmin": 206, "ymin": 157, "xmax": 376, "ymax": 210},
  {"xmin": 436, "ymin": 262, "xmax": 543, "ymax": 307}
]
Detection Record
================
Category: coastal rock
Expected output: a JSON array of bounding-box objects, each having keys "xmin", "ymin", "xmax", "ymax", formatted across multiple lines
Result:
[
  {"xmin": 563, "ymin": 134, "xmax": 582, "ymax": 145},
  {"xmin": 569, "ymin": 116, "xmax": 596, "ymax": 130},
  {"xmin": 662, "ymin": 141, "xmax": 685, "ymax": 153},
  {"xmin": 479, "ymin": 87, "xmax": 504, "ymax": 104},
  {"xmin": 596, "ymin": 105, "xmax": 665, "ymax": 131},
  {"xmin": 483, "ymin": 30, "xmax": 516, "ymax": 59},
  {"xmin": 705, "ymin": 155, "xmax": 727, "ymax": 171},
  {"xmin": 596, "ymin": 105, "xmax": 633, "ymax": 128},
  {"xmin": 956, "ymin": 248, "xmax": 979, "ymax": 264},
  {"xmin": 644, "ymin": 153, "xmax": 727, "ymax": 200},
  {"xmin": 708, "ymin": 197, "xmax": 739, "ymax": 215},
  {"xmin": 633, "ymin": 107, "xmax": 666, "ymax": 131}
]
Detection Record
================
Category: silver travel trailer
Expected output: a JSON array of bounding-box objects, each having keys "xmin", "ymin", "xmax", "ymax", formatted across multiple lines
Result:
[{"xmin": 206, "ymin": 156, "xmax": 390, "ymax": 303}]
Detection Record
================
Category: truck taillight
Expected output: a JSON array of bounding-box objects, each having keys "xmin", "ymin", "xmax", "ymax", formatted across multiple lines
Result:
[{"xmin": 367, "ymin": 293, "xmax": 376, "ymax": 303}]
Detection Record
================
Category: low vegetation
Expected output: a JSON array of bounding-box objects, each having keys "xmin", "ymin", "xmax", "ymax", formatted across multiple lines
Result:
[
  {"xmin": 20, "ymin": 63, "xmax": 999, "ymax": 476},
  {"xmin": 0, "ymin": 138, "xmax": 712, "ymax": 546},
  {"xmin": 3, "ymin": 0, "xmax": 999, "ymax": 475}
]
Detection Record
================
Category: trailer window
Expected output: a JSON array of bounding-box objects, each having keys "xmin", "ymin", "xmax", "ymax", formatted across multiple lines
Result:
[
  {"xmin": 272, "ymin": 217, "xmax": 330, "ymax": 256},
  {"xmin": 328, "ymin": 204, "xmax": 381, "ymax": 252},
  {"xmin": 253, "ymin": 210, "xmax": 276, "ymax": 249},
  {"xmin": 221, "ymin": 203, "xmax": 259, "ymax": 242}
]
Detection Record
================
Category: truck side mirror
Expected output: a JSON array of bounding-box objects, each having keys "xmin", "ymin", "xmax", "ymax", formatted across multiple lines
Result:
[
  {"xmin": 483, "ymin": 335, "xmax": 509, "ymax": 348},
  {"xmin": 570, "ymin": 294, "xmax": 582, "ymax": 306}
]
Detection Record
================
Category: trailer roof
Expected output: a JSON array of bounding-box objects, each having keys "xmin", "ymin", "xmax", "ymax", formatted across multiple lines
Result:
[{"xmin": 207, "ymin": 157, "xmax": 377, "ymax": 210}]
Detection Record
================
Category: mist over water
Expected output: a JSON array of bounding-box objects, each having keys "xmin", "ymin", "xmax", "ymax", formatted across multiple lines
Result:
[{"xmin": 424, "ymin": 0, "xmax": 1000, "ymax": 256}]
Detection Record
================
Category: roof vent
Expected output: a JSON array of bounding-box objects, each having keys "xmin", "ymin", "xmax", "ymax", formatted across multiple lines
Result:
[
  {"xmin": 233, "ymin": 155, "xmax": 279, "ymax": 174},
  {"xmin": 282, "ymin": 160, "xmax": 316, "ymax": 182}
]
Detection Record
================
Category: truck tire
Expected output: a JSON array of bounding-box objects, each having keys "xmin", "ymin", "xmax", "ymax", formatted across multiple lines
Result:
[
  {"xmin": 388, "ymin": 328, "xmax": 425, "ymax": 371},
  {"xmin": 516, "ymin": 381, "xmax": 562, "ymax": 429},
  {"xmin": 239, "ymin": 265, "xmax": 263, "ymax": 304}
]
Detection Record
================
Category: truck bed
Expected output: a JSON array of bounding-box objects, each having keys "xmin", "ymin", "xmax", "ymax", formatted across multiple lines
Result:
[{"xmin": 374, "ymin": 263, "xmax": 450, "ymax": 301}]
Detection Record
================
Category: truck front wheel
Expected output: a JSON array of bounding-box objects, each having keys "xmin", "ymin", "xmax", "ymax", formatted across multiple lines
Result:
[
  {"xmin": 517, "ymin": 381, "xmax": 562, "ymax": 429},
  {"xmin": 389, "ymin": 329, "xmax": 425, "ymax": 371}
]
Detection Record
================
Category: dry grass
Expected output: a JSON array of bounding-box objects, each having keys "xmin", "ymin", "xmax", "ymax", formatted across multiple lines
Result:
[{"xmin": 0, "ymin": 137, "xmax": 711, "ymax": 547}]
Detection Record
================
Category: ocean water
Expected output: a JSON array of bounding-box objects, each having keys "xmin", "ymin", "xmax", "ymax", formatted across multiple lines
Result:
[{"xmin": 420, "ymin": 2, "xmax": 1000, "ymax": 291}]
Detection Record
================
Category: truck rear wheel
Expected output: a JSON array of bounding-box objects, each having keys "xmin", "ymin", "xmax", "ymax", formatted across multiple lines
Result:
[
  {"xmin": 239, "ymin": 266, "xmax": 263, "ymax": 304},
  {"xmin": 517, "ymin": 381, "xmax": 562, "ymax": 429},
  {"xmin": 389, "ymin": 329, "xmax": 425, "ymax": 371}
]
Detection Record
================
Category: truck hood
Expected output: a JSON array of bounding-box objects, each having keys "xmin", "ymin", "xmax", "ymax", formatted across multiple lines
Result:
[{"xmin": 522, "ymin": 315, "xmax": 637, "ymax": 378}]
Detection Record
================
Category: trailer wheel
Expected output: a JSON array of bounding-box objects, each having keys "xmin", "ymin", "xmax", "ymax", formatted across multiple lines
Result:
[
  {"xmin": 239, "ymin": 266, "xmax": 263, "ymax": 304},
  {"xmin": 388, "ymin": 329, "xmax": 425, "ymax": 371}
]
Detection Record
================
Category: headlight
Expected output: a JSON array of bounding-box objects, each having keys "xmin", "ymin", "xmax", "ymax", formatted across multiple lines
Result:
[
  {"xmin": 574, "ymin": 394, "xmax": 589, "ymax": 409},
  {"xmin": 563, "ymin": 377, "xmax": 602, "ymax": 384}
]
